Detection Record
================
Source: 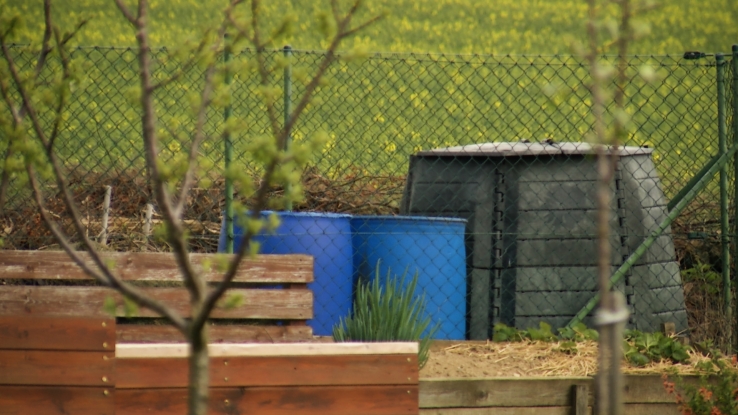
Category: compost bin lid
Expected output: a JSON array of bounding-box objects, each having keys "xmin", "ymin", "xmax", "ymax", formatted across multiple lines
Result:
[{"xmin": 415, "ymin": 141, "xmax": 653, "ymax": 157}]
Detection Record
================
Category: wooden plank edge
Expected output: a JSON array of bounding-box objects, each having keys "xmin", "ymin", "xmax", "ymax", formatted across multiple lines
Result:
[
  {"xmin": 0, "ymin": 251, "xmax": 314, "ymax": 283},
  {"xmin": 116, "ymin": 325, "xmax": 313, "ymax": 343},
  {"xmin": 117, "ymin": 342, "xmax": 419, "ymax": 358},
  {"xmin": 419, "ymin": 375, "xmax": 684, "ymax": 408}
]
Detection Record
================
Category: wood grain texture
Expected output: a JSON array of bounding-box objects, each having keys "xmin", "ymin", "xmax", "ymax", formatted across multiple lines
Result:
[
  {"xmin": 0, "ymin": 315, "xmax": 114, "ymax": 351},
  {"xmin": 419, "ymin": 378, "xmax": 591, "ymax": 408},
  {"xmin": 117, "ymin": 354, "xmax": 418, "ymax": 388},
  {"xmin": 419, "ymin": 375, "xmax": 684, "ymax": 409},
  {"xmin": 420, "ymin": 407, "xmax": 575, "ymax": 415},
  {"xmin": 419, "ymin": 403, "xmax": 676, "ymax": 415},
  {"xmin": 0, "ymin": 286, "xmax": 313, "ymax": 319},
  {"xmin": 620, "ymin": 403, "xmax": 679, "ymax": 415},
  {"xmin": 0, "ymin": 251, "xmax": 313, "ymax": 283},
  {"xmin": 116, "ymin": 342, "xmax": 419, "ymax": 358},
  {"xmin": 117, "ymin": 385, "xmax": 418, "ymax": 415},
  {"xmin": 622, "ymin": 375, "xmax": 682, "ymax": 404},
  {"xmin": 116, "ymin": 324, "xmax": 313, "ymax": 343},
  {"xmin": 573, "ymin": 384, "xmax": 588, "ymax": 415},
  {"xmin": 0, "ymin": 350, "xmax": 115, "ymax": 386},
  {"xmin": 0, "ymin": 386, "xmax": 114, "ymax": 415}
]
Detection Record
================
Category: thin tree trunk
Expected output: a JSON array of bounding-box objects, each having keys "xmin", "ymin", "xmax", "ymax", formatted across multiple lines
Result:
[{"xmin": 188, "ymin": 326, "xmax": 209, "ymax": 415}]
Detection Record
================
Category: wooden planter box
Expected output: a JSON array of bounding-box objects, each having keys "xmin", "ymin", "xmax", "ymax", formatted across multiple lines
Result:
[
  {"xmin": 419, "ymin": 376, "xmax": 681, "ymax": 415},
  {"xmin": 0, "ymin": 315, "xmax": 420, "ymax": 415}
]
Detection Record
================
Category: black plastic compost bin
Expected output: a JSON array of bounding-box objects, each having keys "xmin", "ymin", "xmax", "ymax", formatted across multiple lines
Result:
[{"xmin": 401, "ymin": 141, "xmax": 688, "ymax": 340}]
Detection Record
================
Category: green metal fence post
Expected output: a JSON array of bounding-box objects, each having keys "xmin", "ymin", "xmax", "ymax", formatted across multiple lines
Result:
[
  {"xmin": 732, "ymin": 44, "xmax": 738, "ymax": 349},
  {"xmin": 283, "ymin": 45, "xmax": 293, "ymax": 212},
  {"xmin": 224, "ymin": 36, "xmax": 234, "ymax": 253},
  {"xmin": 717, "ymin": 53, "xmax": 732, "ymax": 344}
]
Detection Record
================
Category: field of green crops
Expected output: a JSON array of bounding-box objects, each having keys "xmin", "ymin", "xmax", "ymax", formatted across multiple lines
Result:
[
  {"xmin": 1, "ymin": 0, "xmax": 736, "ymax": 222},
  {"xmin": 3, "ymin": 0, "xmax": 738, "ymax": 54}
]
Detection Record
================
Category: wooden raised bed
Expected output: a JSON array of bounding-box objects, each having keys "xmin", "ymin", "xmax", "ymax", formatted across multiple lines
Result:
[
  {"xmin": 418, "ymin": 376, "xmax": 681, "ymax": 415},
  {"xmin": 0, "ymin": 311, "xmax": 419, "ymax": 414},
  {"xmin": 117, "ymin": 342, "xmax": 418, "ymax": 415}
]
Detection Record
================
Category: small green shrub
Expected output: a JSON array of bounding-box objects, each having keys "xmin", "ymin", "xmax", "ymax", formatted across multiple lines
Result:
[
  {"xmin": 492, "ymin": 322, "xmax": 690, "ymax": 365},
  {"xmin": 492, "ymin": 322, "xmax": 597, "ymax": 343},
  {"xmin": 623, "ymin": 329, "xmax": 691, "ymax": 366},
  {"xmin": 332, "ymin": 263, "xmax": 438, "ymax": 368}
]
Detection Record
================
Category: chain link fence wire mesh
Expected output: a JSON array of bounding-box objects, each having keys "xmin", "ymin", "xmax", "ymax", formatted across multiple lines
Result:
[{"xmin": 0, "ymin": 46, "xmax": 735, "ymax": 341}]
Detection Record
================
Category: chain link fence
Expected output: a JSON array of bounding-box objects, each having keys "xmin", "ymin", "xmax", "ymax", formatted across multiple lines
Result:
[{"xmin": 1, "ymin": 46, "xmax": 736, "ymax": 341}]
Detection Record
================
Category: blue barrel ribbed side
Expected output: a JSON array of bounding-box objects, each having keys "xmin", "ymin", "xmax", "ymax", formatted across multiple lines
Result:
[
  {"xmin": 218, "ymin": 212, "xmax": 353, "ymax": 336},
  {"xmin": 351, "ymin": 215, "xmax": 467, "ymax": 340}
]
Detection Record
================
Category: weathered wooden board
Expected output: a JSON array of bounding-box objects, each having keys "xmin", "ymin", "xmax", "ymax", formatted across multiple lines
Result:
[
  {"xmin": 0, "ymin": 386, "xmax": 115, "ymax": 415},
  {"xmin": 620, "ymin": 403, "xmax": 679, "ymax": 415},
  {"xmin": 116, "ymin": 324, "xmax": 312, "ymax": 343},
  {"xmin": 419, "ymin": 376, "xmax": 682, "ymax": 408},
  {"xmin": 117, "ymin": 385, "xmax": 418, "ymax": 415},
  {"xmin": 117, "ymin": 354, "xmax": 418, "ymax": 388},
  {"xmin": 0, "ymin": 251, "xmax": 313, "ymax": 283},
  {"xmin": 0, "ymin": 286, "xmax": 313, "ymax": 319},
  {"xmin": 574, "ymin": 385, "xmax": 589, "ymax": 415},
  {"xmin": 420, "ymin": 378, "xmax": 591, "ymax": 408},
  {"xmin": 419, "ymin": 407, "xmax": 576, "ymax": 415},
  {"xmin": 621, "ymin": 375, "xmax": 683, "ymax": 404},
  {"xmin": 116, "ymin": 342, "xmax": 418, "ymax": 358},
  {"xmin": 0, "ymin": 315, "xmax": 115, "ymax": 351},
  {"xmin": 0, "ymin": 350, "xmax": 115, "ymax": 386},
  {"xmin": 420, "ymin": 403, "xmax": 677, "ymax": 415}
]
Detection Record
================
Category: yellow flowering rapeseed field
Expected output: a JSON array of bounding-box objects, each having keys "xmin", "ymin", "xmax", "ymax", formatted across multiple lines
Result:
[
  {"xmin": 3, "ymin": 0, "xmax": 738, "ymax": 54},
  {"xmin": 1, "ymin": 0, "xmax": 736, "ymax": 202}
]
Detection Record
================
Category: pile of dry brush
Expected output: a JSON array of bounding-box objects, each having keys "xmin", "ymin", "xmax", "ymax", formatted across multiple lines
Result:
[{"xmin": 0, "ymin": 166, "xmax": 405, "ymax": 252}]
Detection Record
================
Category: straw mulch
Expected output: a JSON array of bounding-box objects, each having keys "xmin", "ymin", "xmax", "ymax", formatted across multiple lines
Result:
[{"xmin": 420, "ymin": 340, "xmax": 721, "ymax": 379}]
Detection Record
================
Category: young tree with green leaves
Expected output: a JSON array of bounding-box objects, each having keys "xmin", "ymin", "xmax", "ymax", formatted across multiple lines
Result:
[
  {"xmin": 0, "ymin": 1, "xmax": 382, "ymax": 414},
  {"xmin": 580, "ymin": 1, "xmax": 655, "ymax": 414}
]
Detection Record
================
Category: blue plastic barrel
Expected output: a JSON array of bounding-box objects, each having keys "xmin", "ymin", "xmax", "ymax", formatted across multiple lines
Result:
[
  {"xmin": 219, "ymin": 211, "xmax": 353, "ymax": 336},
  {"xmin": 350, "ymin": 215, "xmax": 467, "ymax": 340}
]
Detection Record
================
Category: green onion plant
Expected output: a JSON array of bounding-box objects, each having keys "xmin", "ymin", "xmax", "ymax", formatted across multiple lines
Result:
[{"xmin": 332, "ymin": 261, "xmax": 438, "ymax": 368}]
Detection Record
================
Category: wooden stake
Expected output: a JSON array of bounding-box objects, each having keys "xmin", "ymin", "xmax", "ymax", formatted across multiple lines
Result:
[
  {"xmin": 144, "ymin": 204, "xmax": 153, "ymax": 237},
  {"xmin": 573, "ymin": 384, "xmax": 589, "ymax": 415},
  {"xmin": 100, "ymin": 186, "xmax": 112, "ymax": 246}
]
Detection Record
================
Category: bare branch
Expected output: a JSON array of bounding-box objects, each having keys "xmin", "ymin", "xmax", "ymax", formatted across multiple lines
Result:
[
  {"xmin": 149, "ymin": 37, "xmax": 209, "ymax": 91},
  {"xmin": 23, "ymin": 163, "xmax": 188, "ymax": 330},
  {"xmin": 127, "ymin": 0, "xmax": 202, "ymax": 301},
  {"xmin": 0, "ymin": 75, "xmax": 21, "ymax": 211},
  {"xmin": 193, "ymin": 0, "xmax": 384, "ymax": 332},
  {"xmin": 173, "ymin": 1, "xmax": 241, "ymax": 216},
  {"xmin": 0, "ymin": 76, "xmax": 21, "ymax": 124},
  {"xmin": 59, "ymin": 18, "xmax": 91, "ymax": 47},
  {"xmin": 331, "ymin": 0, "xmax": 340, "ymax": 22},
  {"xmin": 46, "ymin": 27, "xmax": 70, "ymax": 151},
  {"xmin": 251, "ymin": 0, "xmax": 282, "ymax": 139},
  {"xmin": 342, "ymin": 13, "xmax": 385, "ymax": 38},
  {"xmin": 0, "ymin": 5, "xmax": 191, "ymax": 333},
  {"xmin": 113, "ymin": 0, "xmax": 138, "ymax": 25},
  {"xmin": 32, "ymin": 0, "xmax": 54, "ymax": 78}
]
